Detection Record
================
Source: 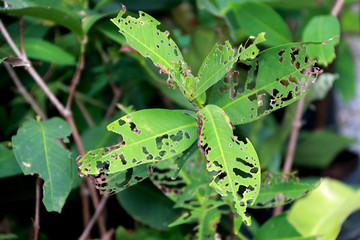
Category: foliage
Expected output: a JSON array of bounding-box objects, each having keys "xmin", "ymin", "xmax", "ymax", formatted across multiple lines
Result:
[{"xmin": 0, "ymin": 0, "xmax": 358, "ymax": 239}]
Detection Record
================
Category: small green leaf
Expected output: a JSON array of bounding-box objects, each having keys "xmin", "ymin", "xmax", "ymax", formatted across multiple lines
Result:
[
  {"xmin": 12, "ymin": 117, "xmax": 73, "ymax": 212},
  {"xmin": 251, "ymin": 173, "xmax": 320, "ymax": 208},
  {"xmin": 0, "ymin": 142, "xmax": 22, "ymax": 179},
  {"xmin": 198, "ymin": 105, "xmax": 261, "ymax": 225},
  {"xmin": 288, "ymin": 178, "xmax": 360, "ymax": 240},
  {"xmin": 294, "ymin": 130, "xmax": 355, "ymax": 168},
  {"xmin": 192, "ymin": 41, "xmax": 239, "ymax": 99},
  {"xmin": 239, "ymin": 32, "xmax": 266, "ymax": 62},
  {"xmin": 302, "ymin": 15, "xmax": 340, "ymax": 66},
  {"xmin": 111, "ymin": 10, "xmax": 195, "ymax": 98},
  {"xmin": 0, "ymin": 57, "xmax": 7, "ymax": 64},
  {"xmin": 254, "ymin": 212, "xmax": 317, "ymax": 240},
  {"xmin": 210, "ymin": 43, "xmax": 317, "ymax": 125},
  {"xmin": 227, "ymin": 2, "xmax": 292, "ymax": 47},
  {"xmin": 78, "ymin": 109, "xmax": 197, "ymax": 175}
]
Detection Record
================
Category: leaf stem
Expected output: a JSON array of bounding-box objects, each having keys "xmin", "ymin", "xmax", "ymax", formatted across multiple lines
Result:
[
  {"xmin": 194, "ymin": 97, "xmax": 204, "ymax": 109},
  {"xmin": 33, "ymin": 176, "xmax": 41, "ymax": 240}
]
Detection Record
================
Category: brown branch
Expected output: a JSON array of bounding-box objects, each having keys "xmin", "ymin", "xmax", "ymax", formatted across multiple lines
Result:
[
  {"xmin": 19, "ymin": 16, "xmax": 26, "ymax": 56},
  {"xmin": 78, "ymin": 193, "xmax": 110, "ymax": 240},
  {"xmin": 4, "ymin": 62, "xmax": 47, "ymax": 120},
  {"xmin": 331, "ymin": 0, "xmax": 345, "ymax": 17},
  {"xmin": 80, "ymin": 181, "xmax": 91, "ymax": 234},
  {"xmin": 103, "ymin": 86, "xmax": 123, "ymax": 121},
  {"xmin": 33, "ymin": 176, "xmax": 41, "ymax": 240}
]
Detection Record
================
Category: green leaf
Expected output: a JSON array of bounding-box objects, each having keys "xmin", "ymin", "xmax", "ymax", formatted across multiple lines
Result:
[
  {"xmin": 227, "ymin": 2, "xmax": 292, "ymax": 47},
  {"xmin": 239, "ymin": 32, "xmax": 266, "ymax": 62},
  {"xmin": 0, "ymin": 142, "xmax": 22, "ymax": 179},
  {"xmin": 111, "ymin": 10, "xmax": 195, "ymax": 98},
  {"xmin": 210, "ymin": 42, "xmax": 317, "ymax": 125},
  {"xmin": 0, "ymin": 0, "xmax": 83, "ymax": 37},
  {"xmin": 195, "ymin": 208, "xmax": 221, "ymax": 240},
  {"xmin": 302, "ymin": 15, "xmax": 340, "ymax": 66},
  {"xmin": 12, "ymin": 117, "xmax": 73, "ymax": 212},
  {"xmin": 251, "ymin": 173, "xmax": 320, "ymax": 208},
  {"xmin": 198, "ymin": 105, "xmax": 261, "ymax": 225},
  {"xmin": 254, "ymin": 212, "xmax": 317, "ymax": 240},
  {"xmin": 294, "ymin": 130, "xmax": 355, "ymax": 168},
  {"xmin": 335, "ymin": 40, "xmax": 356, "ymax": 101},
  {"xmin": 192, "ymin": 41, "xmax": 239, "ymax": 99},
  {"xmin": 78, "ymin": 109, "xmax": 197, "ymax": 175},
  {"xmin": 117, "ymin": 180, "xmax": 182, "ymax": 230},
  {"xmin": 288, "ymin": 178, "xmax": 360, "ymax": 240},
  {"xmin": 0, "ymin": 57, "xmax": 7, "ymax": 64}
]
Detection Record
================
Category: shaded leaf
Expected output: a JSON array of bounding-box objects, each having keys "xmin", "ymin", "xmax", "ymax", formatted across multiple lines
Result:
[
  {"xmin": 111, "ymin": 10, "xmax": 195, "ymax": 98},
  {"xmin": 210, "ymin": 43, "xmax": 318, "ymax": 125},
  {"xmin": 288, "ymin": 178, "xmax": 360, "ymax": 240},
  {"xmin": 251, "ymin": 172, "xmax": 320, "ymax": 208},
  {"xmin": 78, "ymin": 109, "xmax": 197, "ymax": 175},
  {"xmin": 117, "ymin": 180, "xmax": 182, "ymax": 230},
  {"xmin": 3, "ymin": 56, "xmax": 30, "ymax": 67},
  {"xmin": 294, "ymin": 130, "xmax": 355, "ymax": 168},
  {"xmin": 335, "ymin": 40, "xmax": 356, "ymax": 101},
  {"xmin": 254, "ymin": 212, "xmax": 317, "ymax": 240},
  {"xmin": 227, "ymin": 2, "xmax": 292, "ymax": 47},
  {"xmin": 302, "ymin": 15, "xmax": 340, "ymax": 66},
  {"xmin": 0, "ymin": 142, "xmax": 22, "ymax": 178},
  {"xmin": 0, "ymin": 0, "xmax": 83, "ymax": 36},
  {"xmin": 192, "ymin": 41, "xmax": 238, "ymax": 99},
  {"xmin": 198, "ymin": 105, "xmax": 261, "ymax": 225},
  {"xmin": 12, "ymin": 117, "xmax": 73, "ymax": 212}
]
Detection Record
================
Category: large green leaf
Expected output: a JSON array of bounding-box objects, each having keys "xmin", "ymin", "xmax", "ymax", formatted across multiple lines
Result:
[
  {"xmin": 251, "ymin": 173, "xmax": 320, "ymax": 208},
  {"xmin": 0, "ymin": 0, "xmax": 83, "ymax": 37},
  {"xmin": 111, "ymin": 10, "xmax": 195, "ymax": 98},
  {"xmin": 198, "ymin": 105, "xmax": 261, "ymax": 225},
  {"xmin": 294, "ymin": 130, "xmax": 355, "ymax": 168},
  {"xmin": 78, "ymin": 109, "xmax": 197, "ymax": 175},
  {"xmin": 192, "ymin": 41, "xmax": 238, "ymax": 99},
  {"xmin": 210, "ymin": 43, "xmax": 317, "ymax": 125},
  {"xmin": 11, "ymin": 117, "xmax": 73, "ymax": 212},
  {"xmin": 227, "ymin": 2, "xmax": 292, "ymax": 47},
  {"xmin": 0, "ymin": 142, "xmax": 22, "ymax": 179},
  {"xmin": 288, "ymin": 178, "xmax": 360, "ymax": 240},
  {"xmin": 335, "ymin": 40, "xmax": 356, "ymax": 101},
  {"xmin": 117, "ymin": 180, "xmax": 182, "ymax": 230},
  {"xmin": 302, "ymin": 15, "xmax": 340, "ymax": 66},
  {"xmin": 253, "ymin": 212, "xmax": 317, "ymax": 240}
]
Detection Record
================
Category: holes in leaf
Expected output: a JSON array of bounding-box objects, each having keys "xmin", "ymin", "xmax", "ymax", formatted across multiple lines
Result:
[
  {"xmin": 119, "ymin": 154, "xmax": 126, "ymax": 165},
  {"xmin": 233, "ymin": 168, "xmax": 252, "ymax": 178},
  {"xmin": 142, "ymin": 146, "xmax": 149, "ymax": 155},
  {"xmin": 290, "ymin": 48, "xmax": 299, "ymax": 65},
  {"xmin": 213, "ymin": 161, "xmax": 223, "ymax": 168},
  {"xmin": 281, "ymin": 91, "xmax": 293, "ymax": 102},
  {"xmin": 147, "ymin": 154, "xmax": 154, "ymax": 160},
  {"xmin": 174, "ymin": 49, "xmax": 179, "ymax": 56},
  {"xmin": 159, "ymin": 150, "xmax": 167, "ymax": 157},
  {"xmin": 250, "ymin": 167, "xmax": 259, "ymax": 174},
  {"xmin": 170, "ymin": 130, "xmax": 184, "ymax": 142},
  {"xmin": 141, "ymin": 13, "xmax": 145, "ymax": 17},
  {"xmin": 236, "ymin": 158, "xmax": 254, "ymax": 168},
  {"xmin": 184, "ymin": 132, "xmax": 190, "ymax": 139},
  {"xmin": 118, "ymin": 119, "xmax": 126, "ymax": 126},
  {"xmin": 238, "ymin": 185, "xmax": 247, "ymax": 198},
  {"xmin": 156, "ymin": 44, "xmax": 160, "ymax": 48},
  {"xmin": 218, "ymin": 171, "xmax": 227, "ymax": 180}
]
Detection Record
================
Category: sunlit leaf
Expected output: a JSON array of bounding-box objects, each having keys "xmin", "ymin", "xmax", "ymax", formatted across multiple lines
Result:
[
  {"xmin": 198, "ymin": 105, "xmax": 261, "ymax": 225},
  {"xmin": 78, "ymin": 109, "xmax": 197, "ymax": 175},
  {"xmin": 302, "ymin": 15, "xmax": 340, "ymax": 66},
  {"xmin": 12, "ymin": 117, "xmax": 73, "ymax": 212},
  {"xmin": 251, "ymin": 173, "xmax": 320, "ymax": 208},
  {"xmin": 288, "ymin": 178, "xmax": 360, "ymax": 240},
  {"xmin": 239, "ymin": 32, "xmax": 266, "ymax": 62},
  {"xmin": 210, "ymin": 43, "xmax": 318, "ymax": 125}
]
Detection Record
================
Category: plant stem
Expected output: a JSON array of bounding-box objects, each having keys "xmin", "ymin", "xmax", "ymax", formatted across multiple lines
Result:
[
  {"xmin": 33, "ymin": 176, "xmax": 41, "ymax": 240},
  {"xmin": 194, "ymin": 97, "xmax": 204, "ymax": 109},
  {"xmin": 331, "ymin": 0, "xmax": 345, "ymax": 17}
]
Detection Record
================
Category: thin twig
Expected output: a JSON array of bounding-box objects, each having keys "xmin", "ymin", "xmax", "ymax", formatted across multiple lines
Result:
[
  {"xmin": 80, "ymin": 181, "xmax": 91, "ymax": 232},
  {"xmin": 78, "ymin": 193, "xmax": 110, "ymax": 240},
  {"xmin": 0, "ymin": 20, "xmax": 23, "ymax": 58},
  {"xmin": 33, "ymin": 176, "xmax": 41, "ymax": 240},
  {"xmin": 75, "ymin": 97, "xmax": 95, "ymax": 127},
  {"xmin": 19, "ymin": 16, "xmax": 26, "ymax": 56},
  {"xmin": 4, "ymin": 62, "xmax": 47, "ymax": 120},
  {"xmin": 331, "ymin": 0, "xmax": 345, "ymax": 17},
  {"xmin": 103, "ymin": 86, "xmax": 123, "ymax": 121}
]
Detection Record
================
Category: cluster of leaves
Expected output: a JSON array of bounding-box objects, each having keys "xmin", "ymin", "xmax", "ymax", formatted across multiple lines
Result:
[{"xmin": 1, "ymin": 0, "xmax": 360, "ymax": 239}]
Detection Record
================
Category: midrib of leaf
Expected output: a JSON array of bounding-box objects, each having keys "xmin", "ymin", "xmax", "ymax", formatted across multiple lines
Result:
[
  {"xmin": 198, "ymin": 210, "xmax": 208, "ymax": 239},
  {"xmin": 221, "ymin": 64, "xmax": 310, "ymax": 110},
  {"xmin": 106, "ymin": 122, "xmax": 197, "ymax": 156},
  {"xmin": 119, "ymin": 25, "xmax": 188, "ymax": 92},
  {"xmin": 195, "ymin": 54, "xmax": 238, "ymax": 97},
  {"xmin": 242, "ymin": 9, "xmax": 290, "ymax": 44},
  {"xmin": 206, "ymin": 108, "xmax": 239, "ymax": 203},
  {"xmin": 318, "ymin": 17, "xmax": 326, "ymax": 63},
  {"xmin": 39, "ymin": 121, "xmax": 54, "ymax": 209}
]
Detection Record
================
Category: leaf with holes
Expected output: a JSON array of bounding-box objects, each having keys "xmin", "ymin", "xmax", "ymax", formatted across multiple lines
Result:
[
  {"xmin": 111, "ymin": 10, "xmax": 195, "ymax": 98},
  {"xmin": 239, "ymin": 32, "xmax": 266, "ymax": 62},
  {"xmin": 78, "ymin": 109, "xmax": 197, "ymax": 175},
  {"xmin": 198, "ymin": 105, "xmax": 261, "ymax": 225},
  {"xmin": 11, "ymin": 117, "xmax": 73, "ymax": 212},
  {"xmin": 191, "ymin": 41, "xmax": 239, "ymax": 100},
  {"xmin": 251, "ymin": 172, "xmax": 320, "ymax": 208},
  {"xmin": 210, "ymin": 43, "xmax": 319, "ymax": 125}
]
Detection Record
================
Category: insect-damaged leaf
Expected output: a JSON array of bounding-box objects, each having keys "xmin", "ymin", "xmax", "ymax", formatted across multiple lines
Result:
[
  {"xmin": 239, "ymin": 32, "xmax": 266, "ymax": 62},
  {"xmin": 191, "ymin": 41, "xmax": 239, "ymax": 100},
  {"xmin": 210, "ymin": 43, "xmax": 318, "ymax": 125},
  {"xmin": 198, "ymin": 105, "xmax": 261, "ymax": 225},
  {"xmin": 11, "ymin": 117, "xmax": 73, "ymax": 213},
  {"xmin": 251, "ymin": 172, "xmax": 320, "ymax": 208},
  {"xmin": 111, "ymin": 10, "xmax": 195, "ymax": 98},
  {"xmin": 78, "ymin": 109, "xmax": 197, "ymax": 175}
]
